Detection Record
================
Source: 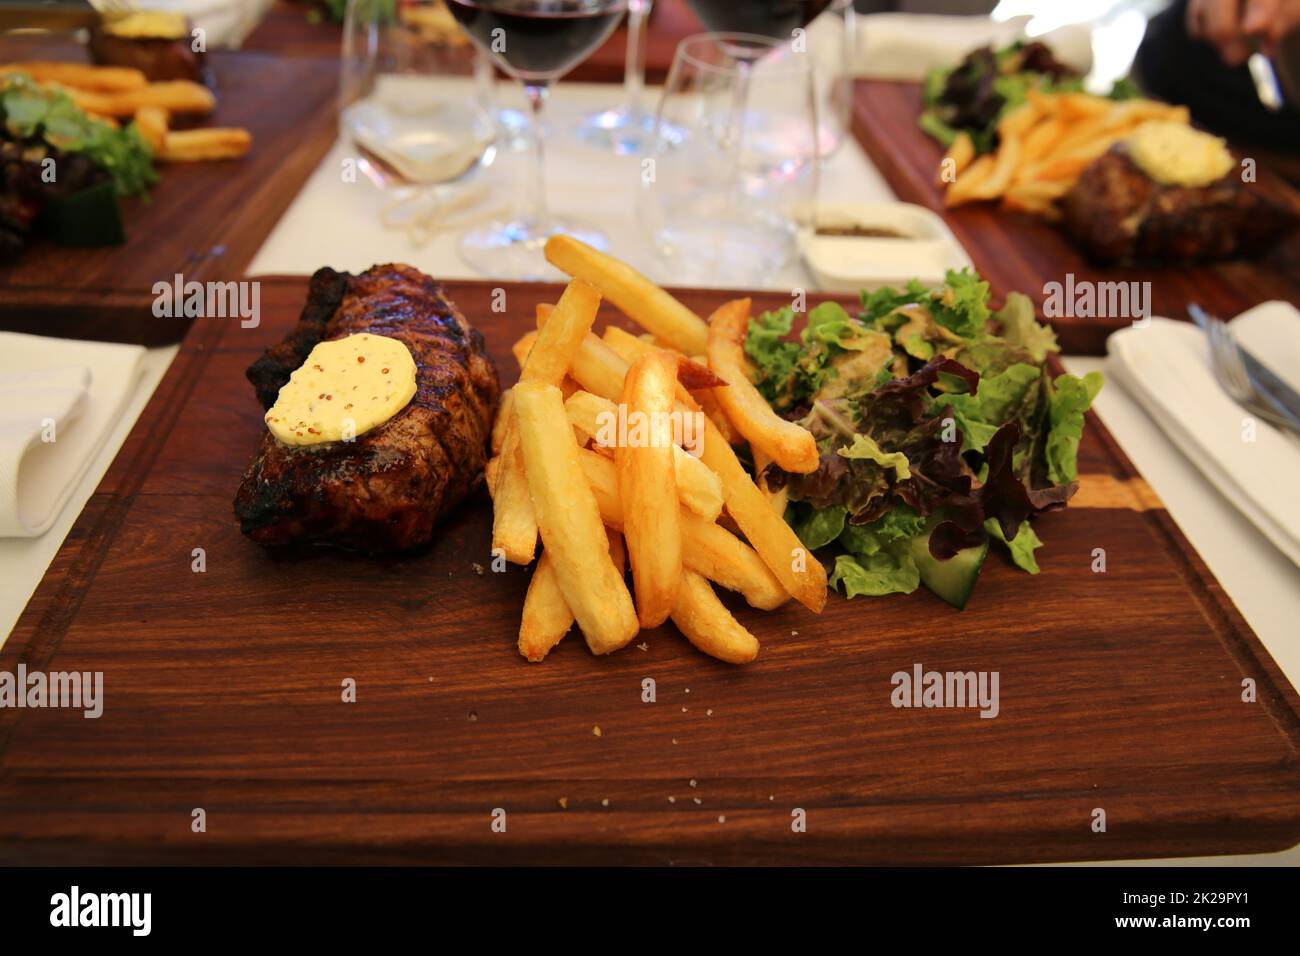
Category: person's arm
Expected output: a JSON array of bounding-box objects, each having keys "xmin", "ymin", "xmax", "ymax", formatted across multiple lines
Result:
[{"xmin": 1188, "ymin": 0, "xmax": 1300, "ymax": 63}]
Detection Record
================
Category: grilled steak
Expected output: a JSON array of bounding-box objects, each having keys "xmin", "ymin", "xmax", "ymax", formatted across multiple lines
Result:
[
  {"xmin": 1061, "ymin": 147, "xmax": 1299, "ymax": 263},
  {"xmin": 234, "ymin": 264, "xmax": 499, "ymax": 553}
]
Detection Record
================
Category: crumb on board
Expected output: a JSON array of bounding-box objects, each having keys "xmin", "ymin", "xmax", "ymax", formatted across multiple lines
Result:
[
  {"xmin": 718, "ymin": 815, "xmax": 726, "ymax": 824},
  {"xmin": 558, "ymin": 797, "xmax": 567, "ymax": 809},
  {"xmin": 471, "ymin": 562, "xmax": 485, "ymax": 575},
  {"xmin": 637, "ymin": 642, "xmax": 648, "ymax": 651},
  {"xmin": 668, "ymin": 796, "xmax": 676, "ymax": 803},
  {"xmin": 689, "ymin": 779, "xmax": 697, "ymax": 788},
  {"xmin": 592, "ymin": 725, "xmax": 602, "ymax": 737},
  {"xmin": 601, "ymin": 798, "xmax": 610, "ymax": 807}
]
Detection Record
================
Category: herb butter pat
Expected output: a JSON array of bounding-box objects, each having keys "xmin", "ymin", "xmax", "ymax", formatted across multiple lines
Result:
[
  {"xmin": 265, "ymin": 333, "xmax": 417, "ymax": 446},
  {"xmin": 1127, "ymin": 120, "xmax": 1234, "ymax": 188}
]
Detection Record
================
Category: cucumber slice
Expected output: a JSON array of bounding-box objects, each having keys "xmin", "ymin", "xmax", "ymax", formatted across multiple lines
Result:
[
  {"xmin": 908, "ymin": 522, "xmax": 989, "ymax": 610},
  {"xmin": 38, "ymin": 179, "xmax": 125, "ymax": 247}
]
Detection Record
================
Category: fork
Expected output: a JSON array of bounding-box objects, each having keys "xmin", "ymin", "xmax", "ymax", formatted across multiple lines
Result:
[{"xmin": 1189, "ymin": 305, "xmax": 1300, "ymax": 437}]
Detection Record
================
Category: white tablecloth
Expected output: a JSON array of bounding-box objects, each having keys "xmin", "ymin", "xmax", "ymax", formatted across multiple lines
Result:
[{"xmin": 249, "ymin": 81, "xmax": 896, "ymax": 286}]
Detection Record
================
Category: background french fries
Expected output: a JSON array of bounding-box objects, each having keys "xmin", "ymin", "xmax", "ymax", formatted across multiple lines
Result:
[
  {"xmin": 514, "ymin": 381, "xmax": 638, "ymax": 655},
  {"xmin": 1, "ymin": 62, "xmax": 145, "ymax": 92},
  {"xmin": 545, "ymin": 234, "xmax": 709, "ymax": 355},
  {"xmin": 158, "ymin": 127, "xmax": 252, "ymax": 162},
  {"xmin": 617, "ymin": 352, "xmax": 683, "ymax": 628},
  {"xmin": 61, "ymin": 79, "xmax": 215, "ymax": 118},
  {"xmin": 941, "ymin": 92, "xmax": 1196, "ymax": 220},
  {"xmin": 6, "ymin": 62, "xmax": 252, "ymax": 165},
  {"xmin": 706, "ymin": 298, "xmax": 818, "ymax": 474}
]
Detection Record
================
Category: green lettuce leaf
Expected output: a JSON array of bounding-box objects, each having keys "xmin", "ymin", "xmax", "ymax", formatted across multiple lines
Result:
[
  {"xmin": 837, "ymin": 433, "xmax": 912, "ymax": 480},
  {"xmin": 1045, "ymin": 371, "xmax": 1104, "ymax": 484},
  {"xmin": 940, "ymin": 362, "xmax": 1041, "ymax": 453},
  {"xmin": 985, "ymin": 517, "xmax": 1042, "ymax": 573},
  {"xmin": 931, "ymin": 269, "xmax": 991, "ymax": 338},
  {"xmin": 745, "ymin": 307, "xmax": 800, "ymax": 404},
  {"xmin": 995, "ymin": 291, "xmax": 1059, "ymax": 362},
  {"xmin": 789, "ymin": 503, "xmax": 847, "ymax": 551},
  {"xmin": 829, "ymin": 550, "xmax": 921, "ymax": 598},
  {"xmin": 838, "ymin": 505, "xmax": 926, "ymax": 558}
]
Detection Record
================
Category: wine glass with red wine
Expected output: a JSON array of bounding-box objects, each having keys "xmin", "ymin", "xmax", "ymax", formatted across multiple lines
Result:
[
  {"xmin": 685, "ymin": 0, "xmax": 833, "ymax": 38},
  {"xmin": 447, "ymin": 0, "xmax": 627, "ymax": 279}
]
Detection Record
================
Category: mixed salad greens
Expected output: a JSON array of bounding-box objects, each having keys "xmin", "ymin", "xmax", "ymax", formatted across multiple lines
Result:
[
  {"xmin": 0, "ymin": 73, "xmax": 156, "ymax": 257},
  {"xmin": 919, "ymin": 40, "xmax": 1138, "ymax": 154},
  {"xmin": 1, "ymin": 73, "xmax": 156, "ymax": 196},
  {"xmin": 745, "ymin": 270, "xmax": 1102, "ymax": 609}
]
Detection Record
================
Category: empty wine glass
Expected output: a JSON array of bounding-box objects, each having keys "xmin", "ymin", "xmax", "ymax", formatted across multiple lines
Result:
[
  {"xmin": 447, "ymin": 0, "xmax": 628, "ymax": 280},
  {"xmin": 575, "ymin": 0, "xmax": 655, "ymax": 155},
  {"xmin": 340, "ymin": 0, "xmax": 495, "ymax": 193},
  {"xmin": 638, "ymin": 32, "xmax": 819, "ymax": 287}
]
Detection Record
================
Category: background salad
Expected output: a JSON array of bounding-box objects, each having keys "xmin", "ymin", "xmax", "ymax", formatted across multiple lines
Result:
[{"xmin": 745, "ymin": 270, "xmax": 1102, "ymax": 609}]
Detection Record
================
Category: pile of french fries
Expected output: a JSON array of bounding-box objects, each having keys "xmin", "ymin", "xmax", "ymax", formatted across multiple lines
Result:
[
  {"xmin": 0, "ymin": 61, "xmax": 251, "ymax": 162},
  {"xmin": 939, "ymin": 90, "xmax": 1190, "ymax": 219},
  {"xmin": 489, "ymin": 235, "xmax": 827, "ymax": 665}
]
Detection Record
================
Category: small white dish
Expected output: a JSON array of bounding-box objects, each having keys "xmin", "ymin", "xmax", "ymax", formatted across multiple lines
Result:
[{"xmin": 798, "ymin": 202, "xmax": 972, "ymax": 293}]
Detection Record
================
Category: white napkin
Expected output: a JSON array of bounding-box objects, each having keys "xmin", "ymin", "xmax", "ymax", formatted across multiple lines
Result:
[
  {"xmin": 125, "ymin": 0, "xmax": 275, "ymax": 49},
  {"xmin": 854, "ymin": 14, "xmax": 1093, "ymax": 81},
  {"xmin": 1106, "ymin": 303, "xmax": 1300, "ymax": 567},
  {"xmin": 0, "ymin": 333, "xmax": 145, "ymax": 538}
]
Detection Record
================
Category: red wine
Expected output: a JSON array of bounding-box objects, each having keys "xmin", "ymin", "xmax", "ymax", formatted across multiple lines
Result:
[
  {"xmin": 686, "ymin": 0, "xmax": 833, "ymax": 39},
  {"xmin": 448, "ymin": 0, "xmax": 626, "ymax": 82}
]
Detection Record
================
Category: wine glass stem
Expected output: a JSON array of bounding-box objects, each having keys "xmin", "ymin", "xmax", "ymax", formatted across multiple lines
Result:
[
  {"xmin": 621, "ymin": 0, "xmax": 652, "ymax": 121},
  {"xmin": 523, "ymin": 81, "xmax": 551, "ymax": 226}
]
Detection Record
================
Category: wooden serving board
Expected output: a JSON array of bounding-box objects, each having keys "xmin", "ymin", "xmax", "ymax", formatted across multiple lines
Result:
[
  {"xmin": 1, "ymin": 277, "xmax": 1297, "ymax": 865},
  {"xmin": 0, "ymin": 51, "xmax": 338, "ymax": 346},
  {"xmin": 849, "ymin": 80, "xmax": 1300, "ymax": 355}
]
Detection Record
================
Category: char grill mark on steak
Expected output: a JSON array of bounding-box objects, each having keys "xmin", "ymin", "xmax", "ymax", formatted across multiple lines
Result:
[
  {"xmin": 233, "ymin": 264, "xmax": 500, "ymax": 553},
  {"xmin": 1061, "ymin": 147, "xmax": 1300, "ymax": 264}
]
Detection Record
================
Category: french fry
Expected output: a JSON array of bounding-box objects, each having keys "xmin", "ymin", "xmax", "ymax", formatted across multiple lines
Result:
[
  {"xmin": 565, "ymin": 390, "xmax": 722, "ymax": 520},
  {"xmin": 565, "ymin": 325, "xmax": 821, "ymax": 609},
  {"xmin": 577, "ymin": 449, "xmax": 787, "ymax": 610},
  {"xmin": 545, "ymin": 234, "xmax": 709, "ymax": 355},
  {"xmin": 512, "ymin": 330, "xmax": 537, "ymax": 369},
  {"xmin": 997, "ymin": 99, "xmax": 1041, "ymax": 140},
  {"xmin": 514, "ymin": 381, "xmax": 638, "ymax": 655},
  {"xmin": 706, "ymin": 298, "xmax": 818, "ymax": 474},
  {"xmin": 602, "ymin": 324, "xmax": 742, "ymax": 444},
  {"xmin": 938, "ymin": 131, "xmax": 975, "ymax": 185},
  {"xmin": 945, "ymin": 153, "xmax": 996, "ymax": 206},
  {"xmin": 61, "ymin": 79, "xmax": 215, "ymax": 118},
  {"xmin": 491, "ymin": 388, "xmax": 513, "ymax": 454},
  {"xmin": 158, "ymin": 127, "xmax": 251, "ymax": 162},
  {"xmin": 670, "ymin": 570, "xmax": 759, "ymax": 665},
  {"xmin": 693, "ymin": 411, "xmax": 826, "ymax": 612},
  {"xmin": 1018, "ymin": 116, "xmax": 1066, "ymax": 165},
  {"xmin": 518, "ymin": 551, "xmax": 573, "ymax": 662},
  {"xmin": 617, "ymin": 351, "xmax": 683, "ymax": 627},
  {"xmin": 1, "ymin": 62, "xmax": 146, "ymax": 92},
  {"xmin": 132, "ymin": 105, "xmax": 169, "ymax": 153},
  {"xmin": 495, "ymin": 279, "xmax": 603, "ymax": 564},
  {"xmin": 519, "ymin": 530, "xmax": 623, "ymax": 662}
]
